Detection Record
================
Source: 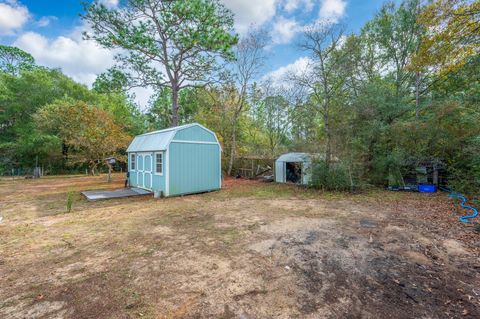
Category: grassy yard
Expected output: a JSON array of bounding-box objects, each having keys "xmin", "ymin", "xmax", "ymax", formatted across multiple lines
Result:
[{"xmin": 0, "ymin": 174, "xmax": 479, "ymax": 318}]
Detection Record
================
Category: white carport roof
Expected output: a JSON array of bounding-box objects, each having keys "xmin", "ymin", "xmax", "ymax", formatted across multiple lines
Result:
[{"xmin": 276, "ymin": 152, "xmax": 313, "ymax": 163}]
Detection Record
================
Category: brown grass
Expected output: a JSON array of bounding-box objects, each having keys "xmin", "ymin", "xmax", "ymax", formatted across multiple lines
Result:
[{"xmin": 0, "ymin": 174, "xmax": 479, "ymax": 318}]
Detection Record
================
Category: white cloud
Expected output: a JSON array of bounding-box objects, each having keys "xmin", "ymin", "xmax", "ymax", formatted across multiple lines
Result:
[
  {"xmin": 319, "ymin": 0, "xmax": 347, "ymax": 22},
  {"xmin": 220, "ymin": 0, "xmax": 347, "ymax": 37},
  {"xmin": 263, "ymin": 56, "xmax": 312, "ymax": 87},
  {"xmin": 221, "ymin": 0, "xmax": 277, "ymax": 34},
  {"xmin": 131, "ymin": 87, "xmax": 155, "ymax": 111},
  {"xmin": 283, "ymin": 0, "xmax": 314, "ymax": 13},
  {"xmin": 13, "ymin": 30, "xmax": 115, "ymax": 87},
  {"xmin": 99, "ymin": 0, "xmax": 119, "ymax": 8},
  {"xmin": 13, "ymin": 22, "xmax": 156, "ymax": 109},
  {"xmin": 37, "ymin": 16, "xmax": 57, "ymax": 27},
  {"xmin": 271, "ymin": 16, "xmax": 300, "ymax": 45},
  {"xmin": 0, "ymin": 0, "xmax": 30, "ymax": 35}
]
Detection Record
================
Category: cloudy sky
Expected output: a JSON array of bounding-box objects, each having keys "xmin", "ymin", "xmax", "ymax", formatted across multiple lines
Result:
[{"xmin": 0, "ymin": 0, "xmax": 390, "ymax": 108}]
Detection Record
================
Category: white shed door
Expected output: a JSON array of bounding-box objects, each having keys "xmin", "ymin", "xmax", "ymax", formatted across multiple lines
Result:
[{"xmin": 275, "ymin": 161, "xmax": 285, "ymax": 183}]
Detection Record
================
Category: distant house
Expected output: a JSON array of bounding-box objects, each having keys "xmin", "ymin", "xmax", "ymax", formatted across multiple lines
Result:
[
  {"xmin": 126, "ymin": 123, "xmax": 221, "ymax": 197},
  {"xmin": 275, "ymin": 152, "xmax": 314, "ymax": 185}
]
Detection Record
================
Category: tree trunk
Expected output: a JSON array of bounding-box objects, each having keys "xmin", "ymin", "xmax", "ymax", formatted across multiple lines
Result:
[
  {"xmin": 415, "ymin": 71, "xmax": 421, "ymax": 118},
  {"xmin": 106, "ymin": 162, "xmax": 112, "ymax": 183},
  {"xmin": 171, "ymin": 86, "xmax": 179, "ymax": 127},
  {"xmin": 324, "ymin": 112, "xmax": 331, "ymax": 170},
  {"xmin": 227, "ymin": 122, "xmax": 237, "ymax": 176},
  {"xmin": 90, "ymin": 161, "xmax": 97, "ymax": 176},
  {"xmin": 268, "ymin": 135, "xmax": 275, "ymax": 157}
]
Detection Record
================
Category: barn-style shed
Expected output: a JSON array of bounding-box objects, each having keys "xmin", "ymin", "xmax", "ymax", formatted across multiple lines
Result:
[
  {"xmin": 126, "ymin": 123, "xmax": 221, "ymax": 197},
  {"xmin": 275, "ymin": 152, "xmax": 313, "ymax": 185}
]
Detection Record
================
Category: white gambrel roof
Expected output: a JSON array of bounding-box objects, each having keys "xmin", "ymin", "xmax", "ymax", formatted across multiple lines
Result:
[{"xmin": 127, "ymin": 123, "xmax": 202, "ymax": 152}]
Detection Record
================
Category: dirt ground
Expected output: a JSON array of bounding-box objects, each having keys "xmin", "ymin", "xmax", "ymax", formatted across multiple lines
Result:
[{"xmin": 0, "ymin": 174, "xmax": 479, "ymax": 319}]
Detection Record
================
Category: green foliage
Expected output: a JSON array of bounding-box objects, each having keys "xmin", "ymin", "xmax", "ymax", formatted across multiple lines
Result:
[
  {"xmin": 66, "ymin": 190, "xmax": 74, "ymax": 213},
  {"xmin": 0, "ymin": 68, "xmax": 93, "ymax": 173},
  {"xmin": 310, "ymin": 161, "xmax": 352, "ymax": 192},
  {"xmin": 1, "ymin": 0, "xmax": 478, "ymax": 196},
  {"xmin": 0, "ymin": 65, "xmax": 144, "ymax": 175},
  {"xmin": 0, "ymin": 45, "xmax": 35, "ymax": 75},
  {"xmin": 93, "ymin": 67, "xmax": 129, "ymax": 94},
  {"xmin": 255, "ymin": 94, "xmax": 291, "ymax": 156},
  {"xmin": 35, "ymin": 99, "xmax": 131, "ymax": 173},
  {"xmin": 94, "ymin": 91, "xmax": 147, "ymax": 136},
  {"xmin": 147, "ymin": 87, "xmax": 200, "ymax": 129},
  {"xmin": 415, "ymin": 0, "xmax": 480, "ymax": 76},
  {"xmin": 83, "ymin": 0, "xmax": 238, "ymax": 126},
  {"xmin": 316, "ymin": 0, "xmax": 480, "ymax": 194}
]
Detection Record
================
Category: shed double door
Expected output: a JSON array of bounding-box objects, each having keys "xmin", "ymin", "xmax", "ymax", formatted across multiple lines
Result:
[{"xmin": 136, "ymin": 152, "xmax": 153, "ymax": 190}]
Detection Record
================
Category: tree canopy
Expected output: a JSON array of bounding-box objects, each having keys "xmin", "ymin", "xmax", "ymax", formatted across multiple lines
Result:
[
  {"xmin": 1, "ymin": 0, "xmax": 479, "ymax": 195},
  {"xmin": 0, "ymin": 45, "xmax": 35, "ymax": 75},
  {"xmin": 0, "ymin": 49, "xmax": 143, "ymax": 175},
  {"xmin": 415, "ymin": 0, "xmax": 480, "ymax": 75},
  {"xmin": 83, "ymin": 0, "xmax": 238, "ymax": 126},
  {"xmin": 35, "ymin": 100, "xmax": 131, "ymax": 174}
]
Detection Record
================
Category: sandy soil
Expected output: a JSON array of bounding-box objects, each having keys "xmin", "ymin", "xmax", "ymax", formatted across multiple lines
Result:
[{"xmin": 0, "ymin": 174, "xmax": 479, "ymax": 318}]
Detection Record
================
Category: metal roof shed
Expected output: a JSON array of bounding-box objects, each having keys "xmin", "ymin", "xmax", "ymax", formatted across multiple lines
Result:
[
  {"xmin": 126, "ymin": 123, "xmax": 221, "ymax": 197},
  {"xmin": 275, "ymin": 152, "xmax": 314, "ymax": 185}
]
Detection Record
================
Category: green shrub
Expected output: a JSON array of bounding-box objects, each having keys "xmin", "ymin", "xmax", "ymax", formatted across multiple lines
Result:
[
  {"xmin": 447, "ymin": 163, "xmax": 480, "ymax": 198},
  {"xmin": 66, "ymin": 190, "xmax": 74, "ymax": 213},
  {"xmin": 310, "ymin": 161, "xmax": 352, "ymax": 191}
]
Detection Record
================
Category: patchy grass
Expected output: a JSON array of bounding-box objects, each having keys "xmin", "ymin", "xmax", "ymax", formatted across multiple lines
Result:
[{"xmin": 0, "ymin": 174, "xmax": 479, "ymax": 318}]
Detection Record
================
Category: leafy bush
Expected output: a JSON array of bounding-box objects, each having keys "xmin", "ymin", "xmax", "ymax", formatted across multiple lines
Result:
[
  {"xmin": 310, "ymin": 161, "xmax": 352, "ymax": 191},
  {"xmin": 66, "ymin": 191, "xmax": 74, "ymax": 213},
  {"xmin": 446, "ymin": 140, "xmax": 480, "ymax": 197}
]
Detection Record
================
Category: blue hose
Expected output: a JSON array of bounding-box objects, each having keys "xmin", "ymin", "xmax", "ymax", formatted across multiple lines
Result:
[{"xmin": 440, "ymin": 187, "xmax": 479, "ymax": 223}]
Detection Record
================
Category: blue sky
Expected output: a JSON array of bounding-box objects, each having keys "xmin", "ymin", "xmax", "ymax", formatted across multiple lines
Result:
[{"xmin": 0, "ymin": 0, "xmax": 391, "ymax": 108}]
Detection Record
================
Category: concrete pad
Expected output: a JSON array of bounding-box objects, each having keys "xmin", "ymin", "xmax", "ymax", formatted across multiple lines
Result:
[{"xmin": 81, "ymin": 187, "xmax": 152, "ymax": 201}]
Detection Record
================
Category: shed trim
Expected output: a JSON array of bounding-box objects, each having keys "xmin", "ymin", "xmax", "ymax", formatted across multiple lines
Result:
[
  {"xmin": 165, "ymin": 148, "xmax": 170, "ymax": 196},
  {"xmin": 153, "ymin": 151, "xmax": 163, "ymax": 176},
  {"xmin": 164, "ymin": 123, "xmax": 222, "ymax": 151},
  {"xmin": 170, "ymin": 140, "xmax": 219, "ymax": 145},
  {"xmin": 218, "ymin": 144, "xmax": 222, "ymax": 188},
  {"xmin": 137, "ymin": 123, "xmax": 197, "ymax": 137},
  {"xmin": 129, "ymin": 153, "xmax": 136, "ymax": 171},
  {"xmin": 136, "ymin": 152, "xmax": 153, "ymax": 191}
]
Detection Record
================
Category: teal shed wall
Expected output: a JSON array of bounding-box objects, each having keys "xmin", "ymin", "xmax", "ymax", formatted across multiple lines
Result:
[
  {"xmin": 127, "ymin": 123, "xmax": 221, "ymax": 197},
  {"xmin": 168, "ymin": 142, "xmax": 221, "ymax": 196},
  {"xmin": 152, "ymin": 172, "xmax": 166, "ymax": 193}
]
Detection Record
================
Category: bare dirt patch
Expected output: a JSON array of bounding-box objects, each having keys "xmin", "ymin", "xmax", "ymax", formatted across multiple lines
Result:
[{"xmin": 0, "ymin": 176, "xmax": 479, "ymax": 318}]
